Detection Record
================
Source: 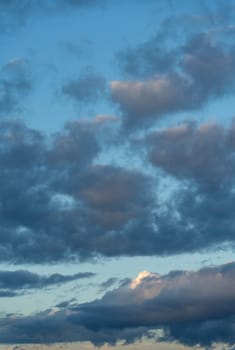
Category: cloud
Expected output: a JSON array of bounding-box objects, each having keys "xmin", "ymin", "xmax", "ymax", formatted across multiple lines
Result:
[
  {"xmin": 99, "ymin": 278, "xmax": 119, "ymax": 292},
  {"xmin": 112, "ymin": 32, "xmax": 235, "ymax": 130},
  {"xmin": 1, "ymin": 263, "xmax": 235, "ymax": 346},
  {"xmin": 0, "ymin": 270, "xmax": 95, "ymax": 293},
  {"xmin": 48, "ymin": 119, "xmax": 100, "ymax": 167},
  {"xmin": 0, "ymin": 59, "xmax": 32, "ymax": 117},
  {"xmin": 76, "ymin": 165, "xmax": 153, "ymax": 229},
  {"xmin": 0, "ymin": 311, "xmax": 149, "ymax": 345},
  {"xmin": 0, "ymin": 290, "xmax": 18, "ymax": 297},
  {"xmin": 147, "ymin": 120, "xmax": 235, "ymax": 189},
  {"xmin": 111, "ymin": 75, "xmax": 190, "ymax": 127},
  {"xmin": 1, "ymin": 118, "xmax": 235, "ymax": 262},
  {"xmin": 157, "ymin": 183, "xmax": 235, "ymax": 255},
  {"xmin": 0, "ymin": 0, "xmax": 107, "ymax": 33},
  {"xmin": 117, "ymin": 1, "xmax": 235, "ymax": 79},
  {"xmin": 62, "ymin": 70, "xmax": 106, "ymax": 107},
  {"xmin": 73, "ymin": 264, "xmax": 235, "ymax": 329},
  {"xmin": 0, "ymin": 119, "xmax": 156, "ymax": 263},
  {"xmin": 117, "ymin": 36, "xmax": 176, "ymax": 79}
]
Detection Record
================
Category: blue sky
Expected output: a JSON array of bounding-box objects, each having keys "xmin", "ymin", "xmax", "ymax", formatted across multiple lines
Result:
[{"xmin": 0, "ymin": 0, "xmax": 235, "ymax": 349}]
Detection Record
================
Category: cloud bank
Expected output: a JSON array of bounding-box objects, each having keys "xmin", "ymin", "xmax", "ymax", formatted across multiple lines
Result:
[
  {"xmin": 0, "ymin": 118, "xmax": 235, "ymax": 263},
  {"xmin": 1, "ymin": 263, "xmax": 235, "ymax": 347}
]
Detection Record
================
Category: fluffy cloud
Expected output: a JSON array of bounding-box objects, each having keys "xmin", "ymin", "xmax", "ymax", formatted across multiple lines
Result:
[
  {"xmin": 111, "ymin": 76, "xmax": 188, "ymax": 126},
  {"xmin": 1, "ymin": 263, "xmax": 235, "ymax": 346},
  {"xmin": 73, "ymin": 265, "xmax": 235, "ymax": 329},
  {"xmin": 112, "ymin": 33, "xmax": 235, "ymax": 129},
  {"xmin": 76, "ymin": 165, "xmax": 152, "ymax": 229},
  {"xmin": 0, "ymin": 119, "xmax": 156, "ymax": 263},
  {"xmin": 117, "ymin": 35, "xmax": 176, "ymax": 78},
  {"xmin": 1, "ymin": 118, "xmax": 235, "ymax": 262},
  {"xmin": 147, "ymin": 121, "xmax": 235, "ymax": 189}
]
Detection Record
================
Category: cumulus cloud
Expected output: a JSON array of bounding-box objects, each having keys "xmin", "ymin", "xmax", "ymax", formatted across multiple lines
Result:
[
  {"xmin": 1, "ymin": 263, "xmax": 235, "ymax": 346},
  {"xmin": 77, "ymin": 165, "xmax": 153, "ymax": 229},
  {"xmin": 73, "ymin": 264, "xmax": 235, "ymax": 330},
  {"xmin": 112, "ymin": 32, "xmax": 235, "ymax": 129},
  {"xmin": 1, "ymin": 118, "xmax": 235, "ymax": 262},
  {"xmin": 147, "ymin": 121, "xmax": 235, "ymax": 189},
  {"xmin": 117, "ymin": 36, "xmax": 176, "ymax": 79},
  {"xmin": 0, "ymin": 119, "xmax": 157, "ymax": 263}
]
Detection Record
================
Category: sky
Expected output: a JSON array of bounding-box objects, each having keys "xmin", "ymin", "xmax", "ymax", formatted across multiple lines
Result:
[{"xmin": 0, "ymin": 0, "xmax": 235, "ymax": 348}]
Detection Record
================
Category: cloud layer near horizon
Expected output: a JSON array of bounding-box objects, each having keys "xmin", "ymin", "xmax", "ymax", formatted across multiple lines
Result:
[{"xmin": 1, "ymin": 262, "xmax": 235, "ymax": 346}]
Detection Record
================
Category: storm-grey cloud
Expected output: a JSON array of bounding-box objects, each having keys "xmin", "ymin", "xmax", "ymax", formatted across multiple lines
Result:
[
  {"xmin": 0, "ymin": 119, "xmax": 156, "ymax": 263},
  {"xmin": 0, "ymin": 270, "xmax": 95, "ymax": 291},
  {"xmin": 1, "ymin": 263, "xmax": 235, "ymax": 346},
  {"xmin": 1, "ymin": 119, "xmax": 235, "ymax": 262},
  {"xmin": 147, "ymin": 120, "xmax": 235, "ymax": 189}
]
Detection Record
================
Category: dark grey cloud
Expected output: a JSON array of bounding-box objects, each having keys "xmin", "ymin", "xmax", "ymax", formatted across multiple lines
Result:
[
  {"xmin": 75, "ymin": 165, "xmax": 153, "ymax": 229},
  {"xmin": 157, "ymin": 184, "xmax": 235, "ymax": 255},
  {"xmin": 0, "ymin": 59, "xmax": 32, "ymax": 117},
  {"xmin": 147, "ymin": 121, "xmax": 235, "ymax": 189},
  {"xmin": 62, "ymin": 70, "xmax": 106, "ymax": 107},
  {"xmin": 0, "ymin": 270, "xmax": 95, "ymax": 292},
  {"xmin": 0, "ymin": 290, "xmax": 17, "ymax": 297},
  {"xmin": 112, "ymin": 31, "xmax": 235, "ymax": 130},
  {"xmin": 0, "ymin": 311, "xmax": 149, "ymax": 345},
  {"xmin": 161, "ymin": 317, "xmax": 235, "ymax": 347},
  {"xmin": 48, "ymin": 119, "xmax": 100, "ymax": 167},
  {"xmin": 1, "ymin": 118, "xmax": 235, "ymax": 264},
  {"xmin": 71, "ymin": 264, "xmax": 235, "ymax": 332},
  {"xmin": 1, "ymin": 263, "xmax": 235, "ymax": 346},
  {"xmin": 0, "ymin": 119, "xmax": 156, "ymax": 263}
]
